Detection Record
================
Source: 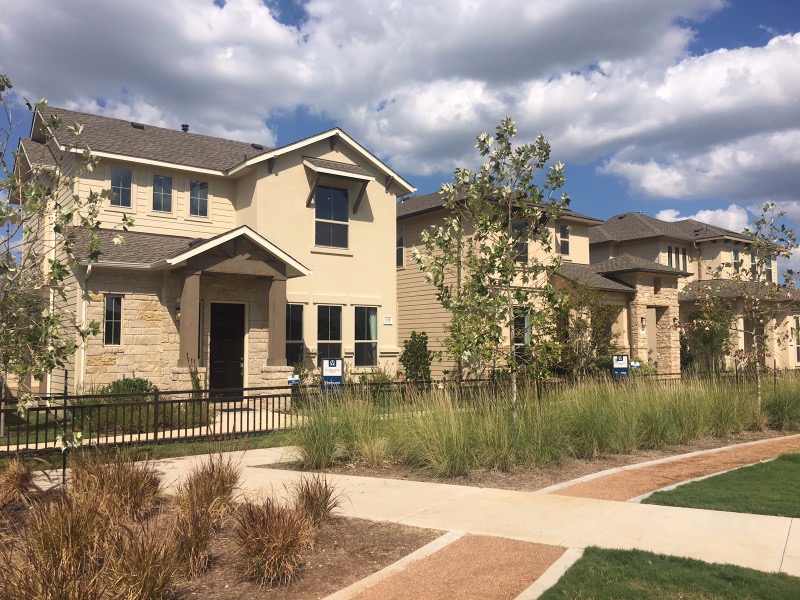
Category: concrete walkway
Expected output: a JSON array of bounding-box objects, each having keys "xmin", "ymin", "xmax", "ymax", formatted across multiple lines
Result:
[{"xmin": 149, "ymin": 446, "xmax": 800, "ymax": 579}]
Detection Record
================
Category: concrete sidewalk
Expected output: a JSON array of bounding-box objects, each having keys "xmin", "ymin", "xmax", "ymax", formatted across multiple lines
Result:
[{"xmin": 150, "ymin": 447, "xmax": 800, "ymax": 579}]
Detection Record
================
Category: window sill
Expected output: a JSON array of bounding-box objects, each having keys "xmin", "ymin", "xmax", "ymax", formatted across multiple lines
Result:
[
  {"xmin": 311, "ymin": 246, "xmax": 353, "ymax": 257},
  {"xmin": 185, "ymin": 214, "xmax": 211, "ymax": 223}
]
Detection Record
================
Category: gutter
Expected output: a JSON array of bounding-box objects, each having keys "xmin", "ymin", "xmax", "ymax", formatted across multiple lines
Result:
[{"xmin": 78, "ymin": 264, "xmax": 92, "ymax": 393}]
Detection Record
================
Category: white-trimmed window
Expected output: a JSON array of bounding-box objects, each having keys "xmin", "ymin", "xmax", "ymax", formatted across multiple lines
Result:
[
  {"xmin": 286, "ymin": 304, "xmax": 304, "ymax": 367},
  {"xmin": 189, "ymin": 180, "xmax": 208, "ymax": 217},
  {"xmin": 153, "ymin": 175, "xmax": 173, "ymax": 212},
  {"xmin": 317, "ymin": 305, "xmax": 342, "ymax": 366},
  {"xmin": 513, "ymin": 221, "xmax": 528, "ymax": 263},
  {"xmin": 355, "ymin": 306, "xmax": 377, "ymax": 367},
  {"xmin": 315, "ymin": 186, "xmax": 348, "ymax": 248},
  {"xmin": 110, "ymin": 168, "xmax": 132, "ymax": 208},
  {"xmin": 104, "ymin": 295, "xmax": 123, "ymax": 345}
]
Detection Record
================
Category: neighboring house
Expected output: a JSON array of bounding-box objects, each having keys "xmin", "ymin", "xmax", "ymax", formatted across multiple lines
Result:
[
  {"xmin": 589, "ymin": 212, "xmax": 799, "ymax": 370},
  {"xmin": 18, "ymin": 107, "xmax": 414, "ymax": 394},
  {"xmin": 397, "ymin": 194, "xmax": 687, "ymax": 378}
]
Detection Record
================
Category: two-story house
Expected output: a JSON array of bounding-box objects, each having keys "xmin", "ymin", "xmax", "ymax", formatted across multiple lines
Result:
[
  {"xmin": 18, "ymin": 107, "xmax": 415, "ymax": 394},
  {"xmin": 589, "ymin": 212, "xmax": 798, "ymax": 370},
  {"xmin": 397, "ymin": 194, "xmax": 688, "ymax": 377}
]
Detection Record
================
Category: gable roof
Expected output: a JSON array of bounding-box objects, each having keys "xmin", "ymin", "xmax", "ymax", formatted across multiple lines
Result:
[
  {"xmin": 396, "ymin": 191, "xmax": 602, "ymax": 224},
  {"xmin": 31, "ymin": 106, "xmax": 416, "ymax": 195},
  {"xmin": 37, "ymin": 106, "xmax": 271, "ymax": 172},
  {"xmin": 70, "ymin": 225, "xmax": 310, "ymax": 278},
  {"xmin": 589, "ymin": 212, "xmax": 751, "ymax": 245},
  {"xmin": 19, "ymin": 138, "xmax": 57, "ymax": 170}
]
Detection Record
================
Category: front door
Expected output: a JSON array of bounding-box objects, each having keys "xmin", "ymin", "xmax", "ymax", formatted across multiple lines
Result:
[{"xmin": 209, "ymin": 303, "xmax": 245, "ymax": 390}]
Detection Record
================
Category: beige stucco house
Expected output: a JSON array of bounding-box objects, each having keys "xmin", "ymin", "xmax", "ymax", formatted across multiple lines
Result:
[
  {"xmin": 397, "ymin": 194, "xmax": 687, "ymax": 378},
  {"xmin": 18, "ymin": 107, "xmax": 414, "ymax": 393},
  {"xmin": 589, "ymin": 212, "xmax": 799, "ymax": 370}
]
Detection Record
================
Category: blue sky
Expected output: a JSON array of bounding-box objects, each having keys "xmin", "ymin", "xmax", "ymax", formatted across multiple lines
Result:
[{"xmin": 2, "ymin": 0, "xmax": 799, "ymax": 261}]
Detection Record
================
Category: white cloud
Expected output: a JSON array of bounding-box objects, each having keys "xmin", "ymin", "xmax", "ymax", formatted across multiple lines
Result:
[
  {"xmin": 655, "ymin": 204, "xmax": 752, "ymax": 233},
  {"xmin": 0, "ymin": 0, "xmax": 798, "ymax": 208}
]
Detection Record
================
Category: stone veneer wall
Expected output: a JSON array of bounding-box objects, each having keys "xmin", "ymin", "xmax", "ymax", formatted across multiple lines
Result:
[
  {"xmin": 615, "ymin": 273, "xmax": 681, "ymax": 376},
  {"xmin": 84, "ymin": 270, "xmax": 290, "ymax": 390}
]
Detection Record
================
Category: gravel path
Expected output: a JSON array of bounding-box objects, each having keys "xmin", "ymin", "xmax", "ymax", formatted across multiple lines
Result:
[
  {"xmin": 553, "ymin": 434, "xmax": 800, "ymax": 501},
  {"xmin": 350, "ymin": 535, "xmax": 565, "ymax": 600}
]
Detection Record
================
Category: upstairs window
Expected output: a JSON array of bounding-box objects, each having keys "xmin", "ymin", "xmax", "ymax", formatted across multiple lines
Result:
[
  {"xmin": 355, "ymin": 306, "xmax": 378, "ymax": 366},
  {"xmin": 189, "ymin": 181, "xmax": 208, "ymax": 217},
  {"xmin": 667, "ymin": 245, "xmax": 673, "ymax": 268},
  {"xmin": 733, "ymin": 248, "xmax": 741, "ymax": 271},
  {"xmin": 110, "ymin": 168, "xmax": 132, "ymax": 208},
  {"xmin": 681, "ymin": 248, "xmax": 687, "ymax": 272},
  {"xmin": 751, "ymin": 252, "xmax": 757, "ymax": 278},
  {"xmin": 559, "ymin": 224, "xmax": 570, "ymax": 256},
  {"xmin": 153, "ymin": 175, "xmax": 173, "ymax": 212},
  {"xmin": 767, "ymin": 256, "xmax": 774, "ymax": 283},
  {"xmin": 513, "ymin": 221, "xmax": 528, "ymax": 263},
  {"xmin": 396, "ymin": 227, "xmax": 404, "ymax": 267},
  {"xmin": 315, "ymin": 186, "xmax": 348, "ymax": 248}
]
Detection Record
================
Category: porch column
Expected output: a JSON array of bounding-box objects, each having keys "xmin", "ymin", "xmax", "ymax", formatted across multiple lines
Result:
[
  {"xmin": 178, "ymin": 270, "xmax": 201, "ymax": 367},
  {"xmin": 267, "ymin": 277, "xmax": 287, "ymax": 366}
]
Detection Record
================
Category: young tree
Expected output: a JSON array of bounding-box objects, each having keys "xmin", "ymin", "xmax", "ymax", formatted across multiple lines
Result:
[
  {"xmin": 0, "ymin": 74, "xmax": 131, "ymax": 443},
  {"xmin": 413, "ymin": 118, "xmax": 569, "ymax": 406},
  {"xmin": 551, "ymin": 282, "xmax": 621, "ymax": 379},
  {"xmin": 689, "ymin": 203, "xmax": 797, "ymax": 409}
]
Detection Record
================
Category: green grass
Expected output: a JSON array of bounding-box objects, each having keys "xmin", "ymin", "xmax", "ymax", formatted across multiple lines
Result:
[
  {"xmin": 540, "ymin": 547, "xmax": 800, "ymax": 599},
  {"xmin": 0, "ymin": 430, "xmax": 294, "ymax": 471},
  {"xmin": 643, "ymin": 452, "xmax": 800, "ymax": 517}
]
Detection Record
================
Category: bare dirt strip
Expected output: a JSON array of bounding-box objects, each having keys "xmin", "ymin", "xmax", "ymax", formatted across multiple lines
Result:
[{"xmin": 552, "ymin": 434, "xmax": 800, "ymax": 501}]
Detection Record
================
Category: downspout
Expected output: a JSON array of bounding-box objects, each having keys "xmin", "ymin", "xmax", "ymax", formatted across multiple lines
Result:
[{"xmin": 79, "ymin": 264, "xmax": 92, "ymax": 393}]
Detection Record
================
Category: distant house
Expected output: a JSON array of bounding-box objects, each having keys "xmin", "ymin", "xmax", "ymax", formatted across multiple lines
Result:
[
  {"xmin": 17, "ymin": 107, "xmax": 415, "ymax": 394},
  {"xmin": 589, "ymin": 212, "xmax": 799, "ymax": 370},
  {"xmin": 397, "ymin": 194, "xmax": 687, "ymax": 378}
]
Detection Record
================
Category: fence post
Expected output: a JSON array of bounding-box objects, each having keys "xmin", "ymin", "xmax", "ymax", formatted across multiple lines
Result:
[
  {"xmin": 153, "ymin": 389, "xmax": 160, "ymax": 444},
  {"xmin": 62, "ymin": 369, "xmax": 68, "ymax": 487}
]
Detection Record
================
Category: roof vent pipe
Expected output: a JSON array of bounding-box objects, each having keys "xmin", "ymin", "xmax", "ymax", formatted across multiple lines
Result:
[{"xmin": 181, "ymin": 124, "xmax": 189, "ymax": 133}]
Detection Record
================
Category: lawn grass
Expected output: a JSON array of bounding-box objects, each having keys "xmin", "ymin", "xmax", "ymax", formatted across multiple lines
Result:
[
  {"xmin": 0, "ymin": 430, "xmax": 294, "ymax": 471},
  {"xmin": 643, "ymin": 452, "xmax": 800, "ymax": 517},
  {"xmin": 540, "ymin": 547, "xmax": 800, "ymax": 599}
]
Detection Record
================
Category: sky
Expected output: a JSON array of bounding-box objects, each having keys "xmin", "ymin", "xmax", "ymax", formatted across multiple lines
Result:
[{"xmin": 1, "ymin": 0, "xmax": 800, "ymax": 264}]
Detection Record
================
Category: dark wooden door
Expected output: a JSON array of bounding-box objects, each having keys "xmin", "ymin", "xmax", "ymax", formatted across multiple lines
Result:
[{"xmin": 209, "ymin": 303, "xmax": 245, "ymax": 390}]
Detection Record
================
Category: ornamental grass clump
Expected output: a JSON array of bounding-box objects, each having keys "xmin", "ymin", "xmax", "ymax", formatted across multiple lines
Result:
[
  {"xmin": 234, "ymin": 498, "xmax": 313, "ymax": 586},
  {"xmin": 764, "ymin": 379, "xmax": 800, "ymax": 430},
  {"xmin": 0, "ymin": 459, "xmax": 36, "ymax": 506},
  {"xmin": 69, "ymin": 448, "xmax": 162, "ymax": 522},
  {"xmin": 173, "ymin": 453, "xmax": 242, "ymax": 577},
  {"xmin": 291, "ymin": 473, "xmax": 343, "ymax": 526},
  {"xmin": 294, "ymin": 398, "xmax": 341, "ymax": 469}
]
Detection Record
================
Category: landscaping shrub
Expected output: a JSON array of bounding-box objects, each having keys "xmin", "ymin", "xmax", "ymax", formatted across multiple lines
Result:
[
  {"xmin": 234, "ymin": 499, "xmax": 313, "ymax": 586},
  {"xmin": 294, "ymin": 398, "xmax": 341, "ymax": 469},
  {"xmin": 70, "ymin": 449, "xmax": 162, "ymax": 522},
  {"xmin": 291, "ymin": 473, "xmax": 343, "ymax": 526},
  {"xmin": 0, "ymin": 459, "xmax": 35, "ymax": 506},
  {"xmin": 399, "ymin": 331, "xmax": 434, "ymax": 382},
  {"xmin": 764, "ymin": 380, "xmax": 800, "ymax": 430}
]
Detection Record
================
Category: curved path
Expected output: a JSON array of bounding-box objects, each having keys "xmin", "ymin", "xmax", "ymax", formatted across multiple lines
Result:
[{"xmin": 146, "ymin": 436, "xmax": 800, "ymax": 598}]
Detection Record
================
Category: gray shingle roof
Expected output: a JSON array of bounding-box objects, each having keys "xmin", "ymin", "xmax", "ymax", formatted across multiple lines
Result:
[
  {"xmin": 555, "ymin": 262, "xmax": 634, "ymax": 293},
  {"xmin": 592, "ymin": 254, "xmax": 690, "ymax": 276},
  {"xmin": 39, "ymin": 107, "xmax": 272, "ymax": 172},
  {"xmin": 396, "ymin": 191, "xmax": 602, "ymax": 223},
  {"xmin": 589, "ymin": 212, "xmax": 751, "ymax": 244},
  {"xmin": 70, "ymin": 227, "xmax": 196, "ymax": 264},
  {"xmin": 19, "ymin": 138, "xmax": 57, "ymax": 168},
  {"xmin": 304, "ymin": 156, "xmax": 373, "ymax": 177},
  {"xmin": 681, "ymin": 279, "xmax": 800, "ymax": 301}
]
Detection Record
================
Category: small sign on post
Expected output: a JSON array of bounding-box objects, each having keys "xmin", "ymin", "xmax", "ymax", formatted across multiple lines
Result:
[
  {"xmin": 322, "ymin": 358, "xmax": 344, "ymax": 392},
  {"xmin": 612, "ymin": 354, "xmax": 630, "ymax": 380}
]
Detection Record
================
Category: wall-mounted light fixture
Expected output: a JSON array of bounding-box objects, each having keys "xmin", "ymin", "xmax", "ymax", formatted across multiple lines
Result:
[
  {"xmin": 175, "ymin": 299, "xmax": 181, "ymax": 321},
  {"xmin": 673, "ymin": 317, "xmax": 680, "ymax": 329},
  {"xmin": 640, "ymin": 316, "xmax": 647, "ymax": 329}
]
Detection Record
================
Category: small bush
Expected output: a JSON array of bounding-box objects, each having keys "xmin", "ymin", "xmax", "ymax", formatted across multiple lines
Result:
[
  {"xmin": 399, "ymin": 331, "xmax": 433, "ymax": 383},
  {"xmin": 0, "ymin": 459, "xmax": 36, "ymax": 506},
  {"xmin": 291, "ymin": 474, "xmax": 343, "ymax": 526},
  {"xmin": 234, "ymin": 499, "xmax": 313, "ymax": 586},
  {"xmin": 70, "ymin": 449, "xmax": 162, "ymax": 522}
]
